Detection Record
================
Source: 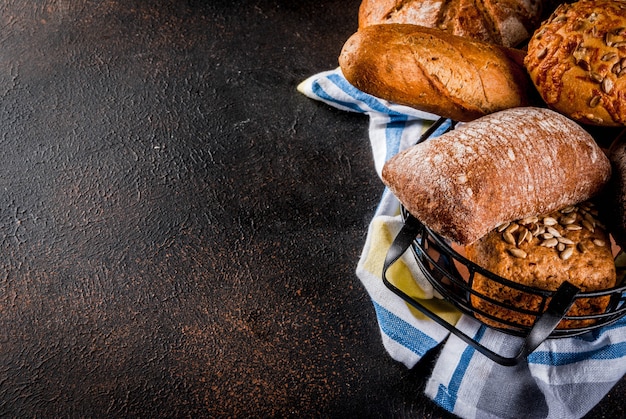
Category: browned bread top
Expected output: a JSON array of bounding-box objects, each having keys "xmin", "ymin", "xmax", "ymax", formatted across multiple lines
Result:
[
  {"xmin": 465, "ymin": 201, "xmax": 616, "ymax": 329},
  {"xmin": 339, "ymin": 24, "xmax": 533, "ymax": 122},
  {"xmin": 381, "ymin": 107, "xmax": 611, "ymax": 245},
  {"xmin": 358, "ymin": 0, "xmax": 544, "ymax": 47},
  {"xmin": 524, "ymin": 0, "xmax": 626, "ymax": 127}
]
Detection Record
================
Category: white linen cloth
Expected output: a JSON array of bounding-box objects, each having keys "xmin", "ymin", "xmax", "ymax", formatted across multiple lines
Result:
[{"xmin": 298, "ymin": 67, "xmax": 626, "ymax": 419}]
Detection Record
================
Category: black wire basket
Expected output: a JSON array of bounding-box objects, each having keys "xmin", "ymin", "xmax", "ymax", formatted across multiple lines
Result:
[{"xmin": 382, "ymin": 118, "xmax": 626, "ymax": 366}]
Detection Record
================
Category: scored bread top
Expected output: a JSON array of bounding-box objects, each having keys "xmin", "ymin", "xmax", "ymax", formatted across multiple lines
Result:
[
  {"xmin": 358, "ymin": 0, "xmax": 543, "ymax": 48},
  {"xmin": 339, "ymin": 24, "xmax": 533, "ymax": 122},
  {"xmin": 381, "ymin": 107, "xmax": 611, "ymax": 245}
]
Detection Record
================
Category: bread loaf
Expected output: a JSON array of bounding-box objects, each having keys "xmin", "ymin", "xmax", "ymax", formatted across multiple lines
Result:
[
  {"xmin": 339, "ymin": 24, "xmax": 534, "ymax": 122},
  {"xmin": 358, "ymin": 0, "xmax": 544, "ymax": 48},
  {"xmin": 601, "ymin": 133, "xmax": 626, "ymax": 249},
  {"xmin": 466, "ymin": 201, "xmax": 616, "ymax": 330},
  {"xmin": 524, "ymin": 0, "xmax": 626, "ymax": 127},
  {"xmin": 381, "ymin": 107, "xmax": 611, "ymax": 245}
]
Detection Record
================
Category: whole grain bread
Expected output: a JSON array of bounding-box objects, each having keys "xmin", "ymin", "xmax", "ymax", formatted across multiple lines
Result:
[
  {"xmin": 465, "ymin": 202, "xmax": 616, "ymax": 330},
  {"xmin": 339, "ymin": 24, "xmax": 534, "ymax": 122},
  {"xmin": 381, "ymin": 107, "xmax": 612, "ymax": 245},
  {"xmin": 358, "ymin": 0, "xmax": 544, "ymax": 48},
  {"xmin": 524, "ymin": 0, "xmax": 626, "ymax": 127}
]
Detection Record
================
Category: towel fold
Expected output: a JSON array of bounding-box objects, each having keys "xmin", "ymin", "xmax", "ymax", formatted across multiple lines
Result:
[{"xmin": 298, "ymin": 67, "xmax": 626, "ymax": 419}]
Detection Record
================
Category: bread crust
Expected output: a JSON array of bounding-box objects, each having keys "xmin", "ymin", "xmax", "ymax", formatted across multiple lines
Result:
[
  {"xmin": 465, "ymin": 202, "xmax": 616, "ymax": 329},
  {"xmin": 339, "ymin": 24, "xmax": 534, "ymax": 122},
  {"xmin": 358, "ymin": 0, "xmax": 543, "ymax": 47},
  {"xmin": 524, "ymin": 0, "xmax": 626, "ymax": 127},
  {"xmin": 381, "ymin": 107, "xmax": 611, "ymax": 245}
]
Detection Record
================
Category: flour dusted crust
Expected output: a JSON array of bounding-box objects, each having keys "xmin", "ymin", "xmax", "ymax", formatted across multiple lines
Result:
[
  {"xmin": 465, "ymin": 202, "xmax": 616, "ymax": 329},
  {"xmin": 358, "ymin": 0, "xmax": 544, "ymax": 47},
  {"xmin": 524, "ymin": 0, "xmax": 626, "ymax": 127},
  {"xmin": 339, "ymin": 24, "xmax": 534, "ymax": 122},
  {"xmin": 381, "ymin": 107, "xmax": 612, "ymax": 245}
]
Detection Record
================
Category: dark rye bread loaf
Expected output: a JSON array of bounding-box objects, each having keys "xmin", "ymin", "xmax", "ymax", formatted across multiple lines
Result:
[
  {"xmin": 381, "ymin": 107, "xmax": 611, "ymax": 245},
  {"xmin": 601, "ymin": 134, "xmax": 626, "ymax": 249}
]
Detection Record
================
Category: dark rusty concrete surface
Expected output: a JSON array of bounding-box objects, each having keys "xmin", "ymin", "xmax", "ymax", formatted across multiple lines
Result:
[{"xmin": 0, "ymin": 0, "xmax": 622, "ymax": 417}]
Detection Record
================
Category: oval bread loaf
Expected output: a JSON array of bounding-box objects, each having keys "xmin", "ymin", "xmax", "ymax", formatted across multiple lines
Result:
[
  {"xmin": 339, "ymin": 24, "xmax": 534, "ymax": 122},
  {"xmin": 381, "ymin": 107, "xmax": 612, "ymax": 245}
]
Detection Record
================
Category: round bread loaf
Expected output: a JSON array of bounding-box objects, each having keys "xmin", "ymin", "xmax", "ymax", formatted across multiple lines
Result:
[
  {"xmin": 465, "ymin": 202, "xmax": 616, "ymax": 330},
  {"xmin": 524, "ymin": 0, "xmax": 626, "ymax": 127},
  {"xmin": 358, "ymin": 0, "xmax": 544, "ymax": 47},
  {"xmin": 381, "ymin": 107, "xmax": 612, "ymax": 245}
]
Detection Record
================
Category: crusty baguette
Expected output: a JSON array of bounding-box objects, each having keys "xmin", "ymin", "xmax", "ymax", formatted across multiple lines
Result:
[
  {"xmin": 381, "ymin": 107, "xmax": 611, "ymax": 245},
  {"xmin": 358, "ymin": 0, "xmax": 543, "ymax": 48},
  {"xmin": 338, "ymin": 24, "xmax": 535, "ymax": 122}
]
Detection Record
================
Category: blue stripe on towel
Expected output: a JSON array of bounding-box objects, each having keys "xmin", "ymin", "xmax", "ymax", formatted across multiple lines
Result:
[{"xmin": 373, "ymin": 301, "xmax": 438, "ymax": 356}]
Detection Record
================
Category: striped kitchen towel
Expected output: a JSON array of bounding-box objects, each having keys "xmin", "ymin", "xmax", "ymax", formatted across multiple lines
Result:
[{"xmin": 298, "ymin": 67, "xmax": 626, "ymax": 419}]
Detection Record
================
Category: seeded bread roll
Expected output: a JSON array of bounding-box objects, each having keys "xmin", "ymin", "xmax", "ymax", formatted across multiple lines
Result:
[
  {"xmin": 381, "ymin": 107, "xmax": 612, "ymax": 245},
  {"xmin": 358, "ymin": 0, "xmax": 544, "ymax": 48},
  {"xmin": 339, "ymin": 24, "xmax": 535, "ymax": 122},
  {"xmin": 524, "ymin": 0, "xmax": 626, "ymax": 127},
  {"xmin": 465, "ymin": 202, "xmax": 616, "ymax": 330}
]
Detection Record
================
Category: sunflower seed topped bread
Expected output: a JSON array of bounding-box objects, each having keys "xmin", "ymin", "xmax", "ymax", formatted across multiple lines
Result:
[
  {"xmin": 524, "ymin": 0, "xmax": 626, "ymax": 127},
  {"xmin": 339, "ymin": 24, "xmax": 534, "ymax": 122},
  {"xmin": 381, "ymin": 107, "xmax": 612, "ymax": 245},
  {"xmin": 465, "ymin": 201, "xmax": 616, "ymax": 329},
  {"xmin": 358, "ymin": 0, "xmax": 544, "ymax": 47}
]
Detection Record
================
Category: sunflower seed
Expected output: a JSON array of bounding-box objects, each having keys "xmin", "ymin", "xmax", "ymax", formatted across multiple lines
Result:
[
  {"xmin": 518, "ymin": 228, "xmax": 530, "ymax": 245},
  {"xmin": 508, "ymin": 248, "xmax": 527, "ymax": 259},
  {"xmin": 496, "ymin": 222, "xmax": 510, "ymax": 232},
  {"xmin": 543, "ymin": 216, "xmax": 558, "ymax": 226},
  {"xmin": 541, "ymin": 237, "xmax": 559, "ymax": 248},
  {"xmin": 566, "ymin": 224, "xmax": 583, "ymax": 231},
  {"xmin": 546, "ymin": 226, "xmax": 561, "ymax": 237},
  {"xmin": 577, "ymin": 242, "xmax": 587, "ymax": 253},
  {"xmin": 521, "ymin": 216, "xmax": 539, "ymax": 225},
  {"xmin": 557, "ymin": 243, "xmax": 566, "ymax": 252},
  {"xmin": 532, "ymin": 225, "xmax": 546, "ymax": 237},
  {"xmin": 613, "ymin": 62, "xmax": 622, "ymax": 75},
  {"xmin": 582, "ymin": 219, "xmax": 595, "ymax": 232},
  {"xmin": 584, "ymin": 212, "xmax": 596, "ymax": 226},
  {"xmin": 602, "ymin": 77, "xmax": 615, "ymax": 94},
  {"xmin": 560, "ymin": 206, "xmax": 576, "ymax": 214},
  {"xmin": 505, "ymin": 223, "xmax": 519, "ymax": 234},
  {"xmin": 589, "ymin": 95, "xmax": 601, "ymax": 107},
  {"xmin": 557, "ymin": 237, "xmax": 575, "ymax": 245},
  {"xmin": 590, "ymin": 72, "xmax": 604, "ymax": 83},
  {"xmin": 503, "ymin": 231, "xmax": 516, "ymax": 245},
  {"xmin": 560, "ymin": 247, "xmax": 574, "ymax": 260},
  {"xmin": 602, "ymin": 52, "xmax": 618, "ymax": 61},
  {"xmin": 593, "ymin": 239, "xmax": 606, "ymax": 247}
]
